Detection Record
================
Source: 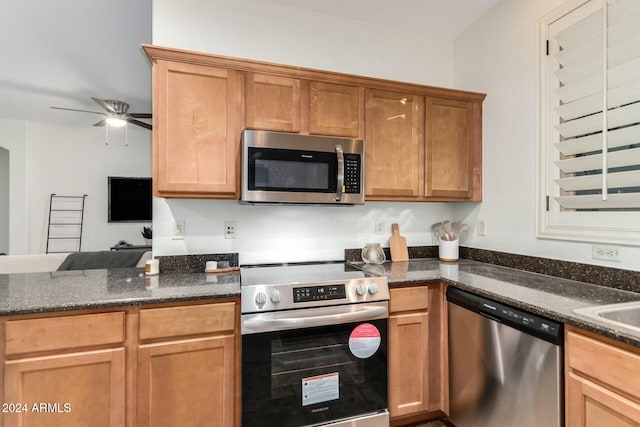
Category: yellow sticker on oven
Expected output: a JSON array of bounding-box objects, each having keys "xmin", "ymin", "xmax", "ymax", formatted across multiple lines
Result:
[{"xmin": 348, "ymin": 323, "xmax": 381, "ymax": 359}]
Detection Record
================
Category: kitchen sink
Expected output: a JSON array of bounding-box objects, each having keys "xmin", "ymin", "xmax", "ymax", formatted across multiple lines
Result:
[{"xmin": 573, "ymin": 301, "xmax": 640, "ymax": 333}]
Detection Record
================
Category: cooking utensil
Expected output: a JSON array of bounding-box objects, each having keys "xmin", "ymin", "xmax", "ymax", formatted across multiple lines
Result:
[{"xmin": 389, "ymin": 223, "xmax": 409, "ymax": 261}]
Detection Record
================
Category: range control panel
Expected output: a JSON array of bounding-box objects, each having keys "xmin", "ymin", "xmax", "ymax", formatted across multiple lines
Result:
[
  {"xmin": 293, "ymin": 284, "xmax": 346, "ymax": 303},
  {"xmin": 241, "ymin": 276, "xmax": 389, "ymax": 314}
]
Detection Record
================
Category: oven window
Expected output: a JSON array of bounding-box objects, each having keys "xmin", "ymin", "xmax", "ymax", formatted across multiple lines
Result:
[{"xmin": 242, "ymin": 319, "xmax": 387, "ymax": 427}]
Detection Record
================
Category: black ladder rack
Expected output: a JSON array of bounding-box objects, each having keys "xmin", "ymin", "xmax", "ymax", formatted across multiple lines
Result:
[{"xmin": 46, "ymin": 194, "xmax": 87, "ymax": 254}]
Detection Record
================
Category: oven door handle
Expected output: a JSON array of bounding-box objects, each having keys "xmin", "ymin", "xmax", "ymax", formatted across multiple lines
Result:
[{"xmin": 243, "ymin": 305, "xmax": 388, "ymax": 334}]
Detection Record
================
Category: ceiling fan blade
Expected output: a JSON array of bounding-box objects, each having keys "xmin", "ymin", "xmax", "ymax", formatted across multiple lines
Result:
[
  {"xmin": 127, "ymin": 118, "xmax": 152, "ymax": 130},
  {"xmin": 93, "ymin": 119, "xmax": 107, "ymax": 127},
  {"xmin": 50, "ymin": 106, "xmax": 106, "ymax": 115},
  {"xmin": 127, "ymin": 117, "xmax": 153, "ymax": 130},
  {"xmin": 129, "ymin": 113, "xmax": 152, "ymax": 119},
  {"xmin": 91, "ymin": 97, "xmax": 117, "ymax": 114}
]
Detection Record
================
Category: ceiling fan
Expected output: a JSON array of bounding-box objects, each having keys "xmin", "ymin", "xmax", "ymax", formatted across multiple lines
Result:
[{"xmin": 51, "ymin": 97, "xmax": 152, "ymax": 130}]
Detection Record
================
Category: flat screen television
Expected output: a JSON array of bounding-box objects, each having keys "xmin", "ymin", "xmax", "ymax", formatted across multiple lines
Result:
[{"xmin": 108, "ymin": 177, "xmax": 152, "ymax": 222}]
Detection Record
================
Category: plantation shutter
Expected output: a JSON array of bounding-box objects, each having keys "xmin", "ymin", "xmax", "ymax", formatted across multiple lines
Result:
[{"xmin": 550, "ymin": 0, "xmax": 640, "ymax": 210}]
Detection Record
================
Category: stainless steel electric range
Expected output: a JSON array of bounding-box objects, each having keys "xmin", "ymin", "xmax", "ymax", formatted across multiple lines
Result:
[{"xmin": 240, "ymin": 262, "xmax": 390, "ymax": 427}]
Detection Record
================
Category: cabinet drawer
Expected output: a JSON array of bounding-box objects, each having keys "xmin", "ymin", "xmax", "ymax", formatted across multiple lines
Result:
[
  {"xmin": 5, "ymin": 312, "xmax": 125, "ymax": 356},
  {"xmin": 389, "ymin": 287, "xmax": 429, "ymax": 313},
  {"xmin": 139, "ymin": 302, "xmax": 236, "ymax": 340},
  {"xmin": 567, "ymin": 330, "xmax": 640, "ymax": 399}
]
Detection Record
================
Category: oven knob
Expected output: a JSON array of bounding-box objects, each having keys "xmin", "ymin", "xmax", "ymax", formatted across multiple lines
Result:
[
  {"xmin": 368, "ymin": 283, "xmax": 378, "ymax": 295},
  {"xmin": 355, "ymin": 283, "xmax": 367, "ymax": 296},
  {"xmin": 255, "ymin": 291, "xmax": 267, "ymax": 306},
  {"xmin": 270, "ymin": 290, "xmax": 281, "ymax": 303}
]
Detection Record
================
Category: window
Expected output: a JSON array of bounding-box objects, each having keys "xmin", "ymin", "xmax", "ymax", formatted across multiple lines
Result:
[{"xmin": 538, "ymin": 0, "xmax": 640, "ymax": 245}]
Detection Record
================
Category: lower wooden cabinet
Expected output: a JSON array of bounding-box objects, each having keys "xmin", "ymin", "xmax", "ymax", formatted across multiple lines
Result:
[
  {"xmin": 136, "ymin": 302, "xmax": 238, "ymax": 427},
  {"xmin": 4, "ymin": 348, "xmax": 125, "ymax": 427},
  {"xmin": 137, "ymin": 335, "xmax": 235, "ymax": 427},
  {"xmin": 388, "ymin": 284, "xmax": 446, "ymax": 425},
  {"xmin": 565, "ymin": 327, "xmax": 640, "ymax": 427},
  {"xmin": 1, "ymin": 300, "xmax": 240, "ymax": 427}
]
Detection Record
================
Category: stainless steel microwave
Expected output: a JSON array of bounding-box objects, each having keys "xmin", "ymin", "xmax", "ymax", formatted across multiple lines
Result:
[{"xmin": 241, "ymin": 130, "xmax": 365, "ymax": 205}]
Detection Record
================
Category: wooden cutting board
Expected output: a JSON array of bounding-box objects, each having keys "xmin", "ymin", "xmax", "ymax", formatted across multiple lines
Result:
[{"xmin": 389, "ymin": 223, "xmax": 409, "ymax": 261}]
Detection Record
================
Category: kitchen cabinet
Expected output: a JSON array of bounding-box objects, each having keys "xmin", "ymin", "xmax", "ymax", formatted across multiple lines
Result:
[
  {"xmin": 143, "ymin": 45, "xmax": 484, "ymax": 201},
  {"xmin": 245, "ymin": 73, "xmax": 301, "ymax": 132},
  {"xmin": 246, "ymin": 75, "xmax": 363, "ymax": 138},
  {"xmin": 388, "ymin": 284, "xmax": 447, "ymax": 426},
  {"xmin": 137, "ymin": 302, "xmax": 238, "ymax": 427},
  {"xmin": 0, "ymin": 299, "xmax": 240, "ymax": 427},
  {"xmin": 365, "ymin": 89, "xmax": 424, "ymax": 199},
  {"xmin": 425, "ymin": 97, "xmax": 478, "ymax": 199},
  {"xmin": 2, "ymin": 312, "xmax": 127, "ymax": 427},
  {"xmin": 565, "ymin": 327, "xmax": 640, "ymax": 427},
  {"xmin": 309, "ymin": 81, "xmax": 363, "ymax": 137},
  {"xmin": 152, "ymin": 59, "xmax": 241, "ymax": 198}
]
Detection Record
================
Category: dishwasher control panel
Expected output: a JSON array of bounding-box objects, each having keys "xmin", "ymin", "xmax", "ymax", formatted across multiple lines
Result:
[{"xmin": 447, "ymin": 286, "xmax": 563, "ymax": 345}]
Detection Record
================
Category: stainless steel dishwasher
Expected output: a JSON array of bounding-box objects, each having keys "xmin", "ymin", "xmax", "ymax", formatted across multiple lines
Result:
[{"xmin": 446, "ymin": 287, "xmax": 563, "ymax": 427}]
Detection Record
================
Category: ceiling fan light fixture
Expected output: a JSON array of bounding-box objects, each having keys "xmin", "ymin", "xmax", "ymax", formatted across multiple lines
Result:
[{"xmin": 106, "ymin": 116, "xmax": 127, "ymax": 127}]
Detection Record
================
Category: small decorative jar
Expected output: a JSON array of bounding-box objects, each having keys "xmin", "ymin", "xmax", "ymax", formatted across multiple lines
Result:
[{"xmin": 362, "ymin": 243, "xmax": 386, "ymax": 264}]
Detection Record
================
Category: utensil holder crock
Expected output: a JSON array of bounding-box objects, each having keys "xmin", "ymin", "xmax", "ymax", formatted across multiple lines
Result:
[{"xmin": 439, "ymin": 237, "xmax": 459, "ymax": 262}]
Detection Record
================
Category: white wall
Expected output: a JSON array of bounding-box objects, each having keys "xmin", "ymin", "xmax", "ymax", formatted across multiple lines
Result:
[
  {"xmin": 0, "ymin": 147, "xmax": 9, "ymax": 253},
  {"xmin": 0, "ymin": 119, "xmax": 28, "ymax": 255},
  {"xmin": 154, "ymin": 199, "xmax": 454, "ymax": 265},
  {"xmin": 153, "ymin": 0, "xmax": 455, "ymax": 88},
  {"xmin": 152, "ymin": 0, "xmax": 459, "ymax": 262},
  {"xmin": 453, "ymin": 0, "xmax": 640, "ymax": 271},
  {"xmin": 0, "ymin": 120, "xmax": 152, "ymax": 254}
]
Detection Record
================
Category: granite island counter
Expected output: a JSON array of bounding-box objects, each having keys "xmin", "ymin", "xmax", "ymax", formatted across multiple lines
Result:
[{"xmin": 0, "ymin": 267, "xmax": 240, "ymax": 315}]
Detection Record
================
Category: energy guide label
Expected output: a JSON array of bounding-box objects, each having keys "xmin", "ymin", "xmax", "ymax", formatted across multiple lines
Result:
[
  {"xmin": 348, "ymin": 323, "xmax": 381, "ymax": 359},
  {"xmin": 302, "ymin": 372, "xmax": 339, "ymax": 406}
]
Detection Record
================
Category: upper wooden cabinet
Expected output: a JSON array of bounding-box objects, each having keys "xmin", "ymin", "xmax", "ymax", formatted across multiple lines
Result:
[
  {"xmin": 144, "ymin": 45, "xmax": 485, "ymax": 200},
  {"xmin": 309, "ymin": 81, "xmax": 363, "ymax": 137},
  {"xmin": 245, "ymin": 73, "xmax": 301, "ymax": 132},
  {"xmin": 365, "ymin": 89, "xmax": 424, "ymax": 198},
  {"xmin": 152, "ymin": 60, "xmax": 241, "ymax": 198},
  {"xmin": 425, "ymin": 97, "xmax": 475, "ymax": 199}
]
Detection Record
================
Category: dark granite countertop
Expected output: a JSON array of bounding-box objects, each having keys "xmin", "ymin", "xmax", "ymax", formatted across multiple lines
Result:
[
  {"xmin": 0, "ymin": 268, "xmax": 240, "ymax": 316},
  {"xmin": 368, "ymin": 258, "xmax": 640, "ymax": 348}
]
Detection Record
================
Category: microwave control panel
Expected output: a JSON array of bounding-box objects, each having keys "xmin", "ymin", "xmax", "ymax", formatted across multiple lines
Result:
[{"xmin": 343, "ymin": 154, "xmax": 361, "ymax": 194}]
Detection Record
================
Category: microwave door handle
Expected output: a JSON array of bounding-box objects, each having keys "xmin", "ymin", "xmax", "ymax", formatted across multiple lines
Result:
[{"xmin": 335, "ymin": 145, "xmax": 344, "ymax": 202}]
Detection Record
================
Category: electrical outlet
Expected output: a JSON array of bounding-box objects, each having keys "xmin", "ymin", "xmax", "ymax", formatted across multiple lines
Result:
[
  {"xmin": 592, "ymin": 244, "xmax": 622, "ymax": 262},
  {"xmin": 477, "ymin": 219, "xmax": 487, "ymax": 236},
  {"xmin": 224, "ymin": 221, "xmax": 237, "ymax": 239},
  {"xmin": 172, "ymin": 220, "xmax": 185, "ymax": 240},
  {"xmin": 375, "ymin": 219, "xmax": 385, "ymax": 235}
]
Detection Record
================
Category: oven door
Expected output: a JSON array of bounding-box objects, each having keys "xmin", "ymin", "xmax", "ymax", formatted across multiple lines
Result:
[{"xmin": 242, "ymin": 304, "xmax": 388, "ymax": 427}]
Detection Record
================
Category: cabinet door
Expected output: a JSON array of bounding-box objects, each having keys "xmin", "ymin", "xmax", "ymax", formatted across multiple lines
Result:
[
  {"xmin": 245, "ymin": 73, "xmax": 300, "ymax": 132},
  {"xmin": 425, "ymin": 97, "xmax": 474, "ymax": 199},
  {"xmin": 137, "ymin": 335, "xmax": 235, "ymax": 427},
  {"xmin": 309, "ymin": 82, "xmax": 362, "ymax": 137},
  {"xmin": 566, "ymin": 372, "xmax": 640, "ymax": 427},
  {"xmin": 389, "ymin": 311, "xmax": 430, "ymax": 417},
  {"xmin": 365, "ymin": 89, "xmax": 424, "ymax": 198},
  {"xmin": 154, "ymin": 60, "xmax": 240, "ymax": 198},
  {"xmin": 4, "ymin": 348, "xmax": 125, "ymax": 427}
]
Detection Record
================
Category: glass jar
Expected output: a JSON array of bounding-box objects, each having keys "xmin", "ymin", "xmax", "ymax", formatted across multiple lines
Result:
[{"xmin": 361, "ymin": 243, "xmax": 386, "ymax": 264}]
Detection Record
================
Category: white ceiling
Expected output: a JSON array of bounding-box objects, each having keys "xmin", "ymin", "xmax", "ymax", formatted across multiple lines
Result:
[{"xmin": 0, "ymin": 0, "xmax": 498, "ymax": 127}]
